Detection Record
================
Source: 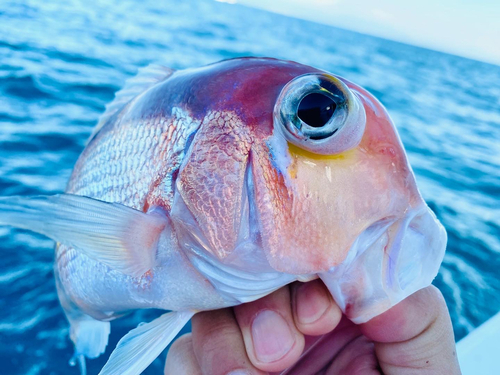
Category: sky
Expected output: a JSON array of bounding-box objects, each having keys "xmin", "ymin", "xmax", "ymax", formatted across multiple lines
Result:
[{"xmin": 221, "ymin": 0, "xmax": 500, "ymax": 66}]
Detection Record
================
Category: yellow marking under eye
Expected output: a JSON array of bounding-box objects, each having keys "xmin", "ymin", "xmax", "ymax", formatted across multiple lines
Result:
[{"xmin": 287, "ymin": 143, "xmax": 356, "ymax": 161}]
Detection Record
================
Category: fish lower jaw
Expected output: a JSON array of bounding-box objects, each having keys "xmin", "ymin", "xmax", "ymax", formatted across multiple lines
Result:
[{"xmin": 320, "ymin": 205, "xmax": 447, "ymax": 323}]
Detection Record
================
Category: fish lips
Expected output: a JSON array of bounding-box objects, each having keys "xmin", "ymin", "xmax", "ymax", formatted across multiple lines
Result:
[{"xmin": 320, "ymin": 205, "xmax": 447, "ymax": 324}]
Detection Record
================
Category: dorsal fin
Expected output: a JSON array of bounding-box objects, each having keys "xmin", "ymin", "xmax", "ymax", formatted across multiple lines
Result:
[{"xmin": 90, "ymin": 64, "xmax": 175, "ymax": 139}]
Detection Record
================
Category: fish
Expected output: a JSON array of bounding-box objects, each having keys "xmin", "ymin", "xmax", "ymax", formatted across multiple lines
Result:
[{"xmin": 0, "ymin": 57, "xmax": 447, "ymax": 375}]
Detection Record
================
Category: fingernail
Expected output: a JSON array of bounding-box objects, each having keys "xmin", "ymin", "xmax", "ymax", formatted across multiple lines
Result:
[
  {"xmin": 296, "ymin": 282, "xmax": 330, "ymax": 324},
  {"xmin": 251, "ymin": 309, "xmax": 295, "ymax": 363},
  {"xmin": 226, "ymin": 370, "xmax": 251, "ymax": 375}
]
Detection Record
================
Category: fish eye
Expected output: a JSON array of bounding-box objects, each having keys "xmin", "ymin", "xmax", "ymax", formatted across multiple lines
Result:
[
  {"xmin": 274, "ymin": 73, "xmax": 366, "ymax": 155},
  {"xmin": 297, "ymin": 93, "xmax": 336, "ymax": 133}
]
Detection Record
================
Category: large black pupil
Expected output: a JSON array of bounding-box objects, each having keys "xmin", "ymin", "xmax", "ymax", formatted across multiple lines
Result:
[{"xmin": 297, "ymin": 93, "xmax": 336, "ymax": 128}]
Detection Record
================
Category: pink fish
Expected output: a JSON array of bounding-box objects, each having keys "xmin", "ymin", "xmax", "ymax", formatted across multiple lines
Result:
[{"xmin": 0, "ymin": 58, "xmax": 446, "ymax": 375}]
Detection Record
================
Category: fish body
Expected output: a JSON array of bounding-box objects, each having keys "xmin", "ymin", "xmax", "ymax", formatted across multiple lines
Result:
[{"xmin": 0, "ymin": 58, "xmax": 446, "ymax": 374}]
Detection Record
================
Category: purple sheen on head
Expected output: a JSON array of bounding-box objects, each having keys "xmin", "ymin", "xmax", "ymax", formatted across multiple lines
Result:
[{"xmin": 122, "ymin": 58, "xmax": 322, "ymax": 135}]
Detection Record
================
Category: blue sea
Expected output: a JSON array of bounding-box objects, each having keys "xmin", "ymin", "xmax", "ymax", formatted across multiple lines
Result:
[{"xmin": 0, "ymin": 0, "xmax": 499, "ymax": 373}]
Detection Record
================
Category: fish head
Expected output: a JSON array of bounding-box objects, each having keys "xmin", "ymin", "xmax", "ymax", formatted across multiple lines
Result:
[
  {"xmin": 260, "ymin": 75, "xmax": 441, "ymax": 271},
  {"xmin": 167, "ymin": 58, "xmax": 445, "ymax": 319},
  {"xmin": 264, "ymin": 73, "xmax": 447, "ymax": 321}
]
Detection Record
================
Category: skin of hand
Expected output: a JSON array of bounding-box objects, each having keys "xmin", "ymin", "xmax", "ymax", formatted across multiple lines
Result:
[{"xmin": 164, "ymin": 281, "xmax": 461, "ymax": 375}]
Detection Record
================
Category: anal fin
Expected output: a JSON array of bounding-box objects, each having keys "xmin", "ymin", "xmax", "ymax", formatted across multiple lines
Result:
[
  {"xmin": 57, "ymin": 270, "xmax": 110, "ymax": 375},
  {"xmin": 71, "ymin": 318, "xmax": 111, "ymax": 359},
  {"xmin": 68, "ymin": 318, "xmax": 110, "ymax": 375},
  {"xmin": 99, "ymin": 310, "xmax": 194, "ymax": 375}
]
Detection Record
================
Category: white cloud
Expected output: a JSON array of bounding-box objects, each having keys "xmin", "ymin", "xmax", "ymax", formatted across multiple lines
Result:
[{"xmin": 236, "ymin": 0, "xmax": 500, "ymax": 65}]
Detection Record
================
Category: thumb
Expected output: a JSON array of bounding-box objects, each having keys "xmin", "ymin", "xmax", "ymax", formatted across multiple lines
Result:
[{"xmin": 359, "ymin": 286, "xmax": 461, "ymax": 374}]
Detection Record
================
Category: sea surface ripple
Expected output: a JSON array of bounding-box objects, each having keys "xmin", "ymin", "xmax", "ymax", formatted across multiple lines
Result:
[{"xmin": 0, "ymin": 0, "xmax": 499, "ymax": 374}]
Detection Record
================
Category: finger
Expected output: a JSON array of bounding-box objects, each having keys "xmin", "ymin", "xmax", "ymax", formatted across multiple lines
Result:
[
  {"xmin": 291, "ymin": 280, "xmax": 342, "ymax": 336},
  {"xmin": 279, "ymin": 318, "xmax": 364, "ymax": 375},
  {"xmin": 325, "ymin": 335, "xmax": 380, "ymax": 375},
  {"xmin": 359, "ymin": 285, "xmax": 461, "ymax": 374},
  {"xmin": 234, "ymin": 286, "xmax": 305, "ymax": 373},
  {"xmin": 191, "ymin": 308, "xmax": 265, "ymax": 375},
  {"xmin": 164, "ymin": 333, "xmax": 202, "ymax": 375}
]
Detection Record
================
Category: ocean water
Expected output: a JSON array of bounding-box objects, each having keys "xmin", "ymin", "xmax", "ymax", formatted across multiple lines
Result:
[{"xmin": 0, "ymin": 0, "xmax": 499, "ymax": 374}]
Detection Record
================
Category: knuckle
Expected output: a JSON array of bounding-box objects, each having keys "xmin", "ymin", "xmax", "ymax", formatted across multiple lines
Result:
[
  {"xmin": 169, "ymin": 333, "xmax": 193, "ymax": 356},
  {"xmin": 197, "ymin": 319, "xmax": 240, "ymax": 355}
]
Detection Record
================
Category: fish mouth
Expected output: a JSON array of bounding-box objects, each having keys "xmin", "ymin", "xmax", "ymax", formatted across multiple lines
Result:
[{"xmin": 320, "ymin": 205, "xmax": 447, "ymax": 324}]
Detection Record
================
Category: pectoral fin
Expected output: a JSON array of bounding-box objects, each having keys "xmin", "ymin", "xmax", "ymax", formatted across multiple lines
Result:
[
  {"xmin": 99, "ymin": 310, "xmax": 194, "ymax": 375},
  {"xmin": 0, "ymin": 194, "xmax": 168, "ymax": 277}
]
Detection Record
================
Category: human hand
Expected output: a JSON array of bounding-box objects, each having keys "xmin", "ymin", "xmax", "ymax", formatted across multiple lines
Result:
[{"xmin": 164, "ymin": 281, "xmax": 461, "ymax": 374}]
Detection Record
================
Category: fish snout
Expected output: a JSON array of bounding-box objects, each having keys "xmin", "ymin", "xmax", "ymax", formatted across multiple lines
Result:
[{"xmin": 320, "ymin": 205, "xmax": 447, "ymax": 324}]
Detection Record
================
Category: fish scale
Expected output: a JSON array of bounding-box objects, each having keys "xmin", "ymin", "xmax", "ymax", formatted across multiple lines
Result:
[
  {"xmin": 55, "ymin": 106, "xmax": 203, "ymax": 316},
  {"xmin": 67, "ymin": 112, "xmax": 199, "ymax": 210},
  {"xmin": 178, "ymin": 110, "xmax": 252, "ymax": 257}
]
